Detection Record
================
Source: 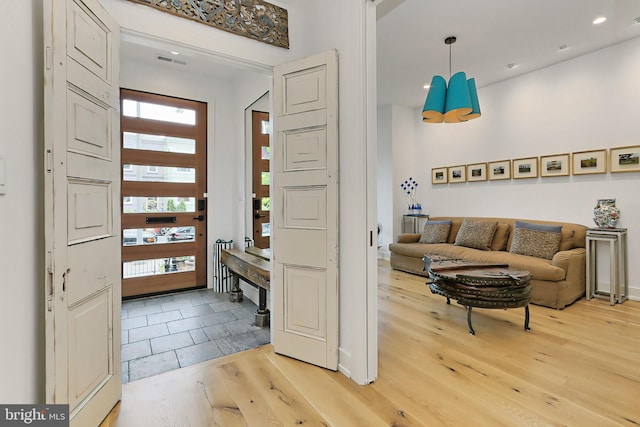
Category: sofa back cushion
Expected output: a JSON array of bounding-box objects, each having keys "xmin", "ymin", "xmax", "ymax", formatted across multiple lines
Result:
[
  {"xmin": 419, "ymin": 220, "xmax": 452, "ymax": 244},
  {"xmin": 490, "ymin": 223, "xmax": 511, "ymax": 251},
  {"xmin": 454, "ymin": 219, "xmax": 498, "ymax": 251},
  {"xmin": 510, "ymin": 221, "xmax": 562, "ymax": 260}
]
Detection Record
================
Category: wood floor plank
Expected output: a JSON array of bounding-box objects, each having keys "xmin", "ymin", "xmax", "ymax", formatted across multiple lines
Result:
[{"xmin": 101, "ymin": 260, "xmax": 640, "ymax": 427}]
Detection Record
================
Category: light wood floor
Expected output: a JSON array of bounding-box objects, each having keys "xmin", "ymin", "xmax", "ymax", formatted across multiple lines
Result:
[{"xmin": 101, "ymin": 260, "xmax": 640, "ymax": 426}]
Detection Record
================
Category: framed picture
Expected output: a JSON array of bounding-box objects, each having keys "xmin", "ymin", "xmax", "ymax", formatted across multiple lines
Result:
[
  {"xmin": 448, "ymin": 165, "xmax": 466, "ymax": 183},
  {"xmin": 540, "ymin": 153, "xmax": 570, "ymax": 177},
  {"xmin": 512, "ymin": 157, "xmax": 538, "ymax": 179},
  {"xmin": 572, "ymin": 149, "xmax": 607, "ymax": 175},
  {"xmin": 431, "ymin": 167, "xmax": 448, "ymax": 184},
  {"xmin": 488, "ymin": 159, "xmax": 511, "ymax": 181},
  {"xmin": 466, "ymin": 162, "xmax": 487, "ymax": 182},
  {"xmin": 610, "ymin": 145, "xmax": 640, "ymax": 173}
]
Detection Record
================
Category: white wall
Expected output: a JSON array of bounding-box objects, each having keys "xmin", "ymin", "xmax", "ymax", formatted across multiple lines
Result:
[
  {"xmin": 390, "ymin": 36, "xmax": 640, "ymax": 299},
  {"xmin": 377, "ymin": 105, "xmax": 393, "ymax": 258},
  {"xmin": 0, "ymin": 0, "xmax": 44, "ymax": 403}
]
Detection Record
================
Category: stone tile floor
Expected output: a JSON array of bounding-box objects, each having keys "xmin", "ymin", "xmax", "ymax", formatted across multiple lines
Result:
[{"xmin": 121, "ymin": 288, "xmax": 270, "ymax": 383}]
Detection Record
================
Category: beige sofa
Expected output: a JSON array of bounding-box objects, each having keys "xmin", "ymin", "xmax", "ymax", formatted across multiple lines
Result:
[{"xmin": 389, "ymin": 216, "xmax": 587, "ymax": 309}]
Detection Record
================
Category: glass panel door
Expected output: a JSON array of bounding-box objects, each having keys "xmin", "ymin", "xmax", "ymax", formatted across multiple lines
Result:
[
  {"xmin": 252, "ymin": 111, "xmax": 271, "ymax": 249},
  {"xmin": 121, "ymin": 89, "xmax": 207, "ymax": 298}
]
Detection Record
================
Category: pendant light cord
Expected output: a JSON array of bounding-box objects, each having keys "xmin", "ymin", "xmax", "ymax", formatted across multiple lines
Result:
[{"xmin": 449, "ymin": 42, "xmax": 452, "ymax": 79}]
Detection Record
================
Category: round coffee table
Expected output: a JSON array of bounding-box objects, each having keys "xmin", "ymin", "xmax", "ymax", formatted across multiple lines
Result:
[{"xmin": 424, "ymin": 256, "xmax": 532, "ymax": 335}]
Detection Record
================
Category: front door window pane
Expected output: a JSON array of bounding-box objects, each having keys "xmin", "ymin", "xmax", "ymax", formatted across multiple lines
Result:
[
  {"xmin": 123, "ymin": 197, "xmax": 196, "ymax": 213},
  {"xmin": 261, "ymin": 120, "xmax": 270, "ymax": 134},
  {"xmin": 261, "ymin": 172, "xmax": 270, "ymax": 186},
  {"xmin": 123, "ymin": 132, "xmax": 196, "ymax": 154},
  {"xmin": 261, "ymin": 146, "xmax": 270, "ymax": 160},
  {"xmin": 123, "ymin": 100, "xmax": 196, "ymax": 125},
  {"xmin": 261, "ymin": 197, "xmax": 270, "ymax": 211},
  {"xmin": 123, "ymin": 256, "xmax": 195, "ymax": 279},
  {"xmin": 123, "ymin": 165, "xmax": 196, "ymax": 183},
  {"xmin": 261, "ymin": 223, "xmax": 271, "ymax": 237}
]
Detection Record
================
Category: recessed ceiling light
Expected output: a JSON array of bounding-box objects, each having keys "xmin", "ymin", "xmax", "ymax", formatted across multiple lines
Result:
[
  {"xmin": 423, "ymin": 84, "xmax": 430, "ymax": 89},
  {"xmin": 593, "ymin": 16, "xmax": 606, "ymax": 25},
  {"xmin": 170, "ymin": 51, "xmax": 180, "ymax": 55},
  {"xmin": 507, "ymin": 63, "xmax": 518, "ymax": 70},
  {"xmin": 558, "ymin": 44, "xmax": 568, "ymax": 51}
]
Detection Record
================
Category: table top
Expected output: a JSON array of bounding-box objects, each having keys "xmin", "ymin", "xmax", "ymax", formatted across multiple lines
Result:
[{"xmin": 587, "ymin": 227, "xmax": 627, "ymax": 233}]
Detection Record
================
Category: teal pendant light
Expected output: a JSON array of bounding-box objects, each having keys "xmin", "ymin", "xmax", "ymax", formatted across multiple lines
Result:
[{"xmin": 422, "ymin": 36, "xmax": 481, "ymax": 124}]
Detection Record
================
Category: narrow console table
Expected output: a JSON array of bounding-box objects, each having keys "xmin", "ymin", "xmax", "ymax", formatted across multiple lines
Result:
[
  {"xmin": 402, "ymin": 214, "xmax": 430, "ymax": 234},
  {"xmin": 586, "ymin": 228, "xmax": 628, "ymax": 305}
]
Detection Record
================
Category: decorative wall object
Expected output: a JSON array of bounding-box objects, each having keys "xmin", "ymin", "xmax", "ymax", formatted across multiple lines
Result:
[
  {"xmin": 448, "ymin": 165, "xmax": 466, "ymax": 183},
  {"xmin": 610, "ymin": 145, "xmax": 640, "ymax": 173},
  {"xmin": 431, "ymin": 167, "xmax": 448, "ymax": 184},
  {"xmin": 466, "ymin": 162, "xmax": 487, "ymax": 182},
  {"xmin": 512, "ymin": 157, "xmax": 538, "ymax": 179},
  {"xmin": 572, "ymin": 149, "xmax": 607, "ymax": 175},
  {"xmin": 593, "ymin": 198, "xmax": 620, "ymax": 228},
  {"xmin": 540, "ymin": 153, "xmax": 570, "ymax": 177},
  {"xmin": 488, "ymin": 159, "xmax": 511, "ymax": 180},
  {"xmin": 127, "ymin": 0, "xmax": 289, "ymax": 49}
]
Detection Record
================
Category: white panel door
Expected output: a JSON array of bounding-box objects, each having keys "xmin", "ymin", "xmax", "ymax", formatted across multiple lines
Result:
[
  {"xmin": 272, "ymin": 50, "xmax": 339, "ymax": 369},
  {"xmin": 44, "ymin": 0, "xmax": 121, "ymax": 425}
]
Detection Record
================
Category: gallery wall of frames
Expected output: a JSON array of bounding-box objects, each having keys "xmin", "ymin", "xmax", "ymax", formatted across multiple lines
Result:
[{"xmin": 431, "ymin": 145, "xmax": 640, "ymax": 185}]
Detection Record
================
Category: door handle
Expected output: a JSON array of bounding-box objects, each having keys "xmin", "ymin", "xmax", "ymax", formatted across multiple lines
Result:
[
  {"xmin": 193, "ymin": 215, "xmax": 205, "ymax": 221},
  {"xmin": 254, "ymin": 212, "xmax": 266, "ymax": 219}
]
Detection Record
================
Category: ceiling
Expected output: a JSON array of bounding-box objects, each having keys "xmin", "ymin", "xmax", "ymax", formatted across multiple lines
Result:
[
  {"xmin": 119, "ymin": 1, "xmax": 640, "ymax": 108},
  {"xmin": 377, "ymin": 0, "xmax": 640, "ymax": 108}
]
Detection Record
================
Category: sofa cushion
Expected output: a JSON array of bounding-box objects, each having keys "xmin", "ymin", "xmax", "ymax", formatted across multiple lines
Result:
[
  {"xmin": 510, "ymin": 221, "xmax": 562, "ymax": 260},
  {"xmin": 454, "ymin": 219, "xmax": 498, "ymax": 251},
  {"xmin": 559, "ymin": 228, "xmax": 575, "ymax": 251},
  {"xmin": 446, "ymin": 220, "xmax": 463, "ymax": 244},
  {"xmin": 419, "ymin": 220, "xmax": 452, "ymax": 244},
  {"xmin": 490, "ymin": 223, "xmax": 511, "ymax": 251}
]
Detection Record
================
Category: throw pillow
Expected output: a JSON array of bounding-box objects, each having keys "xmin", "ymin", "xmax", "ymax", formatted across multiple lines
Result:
[
  {"xmin": 419, "ymin": 220, "xmax": 452, "ymax": 244},
  {"xmin": 510, "ymin": 221, "xmax": 562, "ymax": 260},
  {"xmin": 454, "ymin": 219, "xmax": 498, "ymax": 251}
]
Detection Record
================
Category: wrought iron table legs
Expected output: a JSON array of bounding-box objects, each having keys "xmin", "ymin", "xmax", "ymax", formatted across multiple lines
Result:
[{"xmin": 465, "ymin": 305, "xmax": 531, "ymax": 335}]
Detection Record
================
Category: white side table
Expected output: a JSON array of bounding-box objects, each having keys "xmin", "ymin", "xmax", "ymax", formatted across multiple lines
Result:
[
  {"xmin": 586, "ymin": 228, "xmax": 628, "ymax": 305},
  {"xmin": 402, "ymin": 214, "xmax": 430, "ymax": 234}
]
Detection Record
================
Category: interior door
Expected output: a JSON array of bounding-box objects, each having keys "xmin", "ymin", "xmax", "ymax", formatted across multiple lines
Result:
[
  {"xmin": 272, "ymin": 50, "xmax": 339, "ymax": 369},
  {"xmin": 252, "ymin": 110, "xmax": 271, "ymax": 249},
  {"xmin": 43, "ymin": 0, "xmax": 121, "ymax": 425},
  {"xmin": 120, "ymin": 89, "xmax": 207, "ymax": 298}
]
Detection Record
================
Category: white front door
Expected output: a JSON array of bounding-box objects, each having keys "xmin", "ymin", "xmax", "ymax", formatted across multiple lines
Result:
[
  {"xmin": 44, "ymin": 0, "xmax": 121, "ymax": 425},
  {"xmin": 272, "ymin": 50, "xmax": 339, "ymax": 369}
]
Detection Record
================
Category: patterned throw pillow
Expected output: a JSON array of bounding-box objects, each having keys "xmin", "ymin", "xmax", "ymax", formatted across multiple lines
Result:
[
  {"xmin": 510, "ymin": 221, "xmax": 562, "ymax": 260},
  {"xmin": 419, "ymin": 220, "xmax": 452, "ymax": 244},
  {"xmin": 453, "ymin": 219, "xmax": 498, "ymax": 250}
]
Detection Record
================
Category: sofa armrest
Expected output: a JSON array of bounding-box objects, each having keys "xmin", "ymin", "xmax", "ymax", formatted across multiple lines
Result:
[
  {"xmin": 552, "ymin": 247, "xmax": 586, "ymax": 276},
  {"xmin": 397, "ymin": 233, "xmax": 421, "ymax": 243}
]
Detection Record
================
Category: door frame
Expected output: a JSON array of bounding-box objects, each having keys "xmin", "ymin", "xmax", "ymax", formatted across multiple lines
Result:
[
  {"xmin": 244, "ymin": 92, "xmax": 271, "ymax": 249},
  {"xmin": 113, "ymin": 0, "xmax": 378, "ymax": 383}
]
